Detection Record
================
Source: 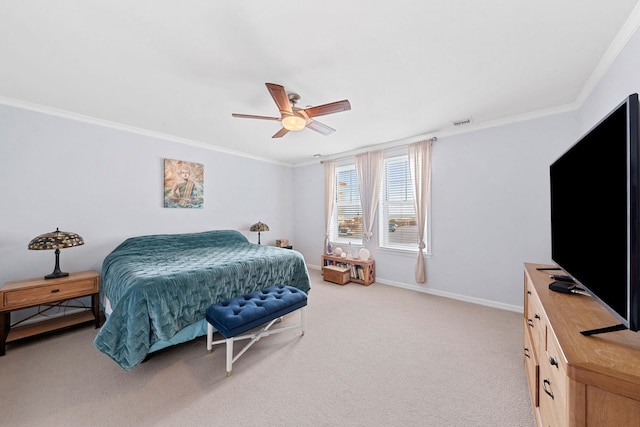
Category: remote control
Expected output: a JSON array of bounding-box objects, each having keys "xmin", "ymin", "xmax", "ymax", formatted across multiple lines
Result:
[{"xmin": 550, "ymin": 274, "xmax": 574, "ymax": 282}]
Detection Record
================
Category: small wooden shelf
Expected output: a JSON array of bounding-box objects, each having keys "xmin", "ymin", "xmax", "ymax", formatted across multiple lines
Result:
[
  {"xmin": 321, "ymin": 254, "xmax": 375, "ymax": 286},
  {"xmin": 7, "ymin": 311, "xmax": 95, "ymax": 342}
]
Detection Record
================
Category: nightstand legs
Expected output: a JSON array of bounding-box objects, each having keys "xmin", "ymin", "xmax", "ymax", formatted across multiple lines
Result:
[
  {"xmin": 0, "ymin": 312, "xmax": 9, "ymax": 356},
  {"xmin": 92, "ymin": 293, "xmax": 103, "ymax": 328}
]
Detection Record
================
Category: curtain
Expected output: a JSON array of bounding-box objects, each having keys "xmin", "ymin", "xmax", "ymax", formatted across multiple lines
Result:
[
  {"xmin": 409, "ymin": 139, "xmax": 432, "ymax": 284},
  {"xmin": 323, "ymin": 160, "xmax": 336, "ymax": 253},
  {"xmin": 355, "ymin": 150, "xmax": 383, "ymax": 244}
]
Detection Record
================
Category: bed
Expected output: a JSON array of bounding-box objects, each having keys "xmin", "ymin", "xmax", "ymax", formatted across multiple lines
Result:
[{"xmin": 93, "ymin": 229, "xmax": 311, "ymax": 370}]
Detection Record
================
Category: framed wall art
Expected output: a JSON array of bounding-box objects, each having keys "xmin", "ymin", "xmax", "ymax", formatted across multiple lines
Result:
[{"xmin": 164, "ymin": 159, "xmax": 204, "ymax": 208}]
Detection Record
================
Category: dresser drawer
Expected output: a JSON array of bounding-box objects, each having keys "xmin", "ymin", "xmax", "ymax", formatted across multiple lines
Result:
[
  {"xmin": 2, "ymin": 278, "xmax": 98, "ymax": 310},
  {"xmin": 539, "ymin": 330, "xmax": 568, "ymax": 427},
  {"xmin": 525, "ymin": 279, "xmax": 546, "ymax": 353},
  {"xmin": 523, "ymin": 319, "xmax": 539, "ymax": 408}
]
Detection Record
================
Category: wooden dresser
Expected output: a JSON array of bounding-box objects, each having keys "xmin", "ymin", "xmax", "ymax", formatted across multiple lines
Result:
[{"xmin": 523, "ymin": 263, "xmax": 640, "ymax": 426}]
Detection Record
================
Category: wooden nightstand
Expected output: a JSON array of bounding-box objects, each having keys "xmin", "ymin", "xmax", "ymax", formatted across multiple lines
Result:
[{"xmin": 0, "ymin": 270, "xmax": 102, "ymax": 355}]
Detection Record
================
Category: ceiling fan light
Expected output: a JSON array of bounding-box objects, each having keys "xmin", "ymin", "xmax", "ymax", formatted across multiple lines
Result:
[{"xmin": 282, "ymin": 114, "xmax": 307, "ymax": 131}]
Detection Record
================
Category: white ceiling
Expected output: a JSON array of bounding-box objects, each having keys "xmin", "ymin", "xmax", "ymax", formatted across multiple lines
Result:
[{"xmin": 2, "ymin": 1, "xmax": 640, "ymax": 166}]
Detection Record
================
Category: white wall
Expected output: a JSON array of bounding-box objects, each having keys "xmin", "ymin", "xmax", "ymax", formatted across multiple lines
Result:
[
  {"xmin": 0, "ymin": 105, "xmax": 294, "ymax": 286},
  {"xmin": 293, "ymin": 112, "xmax": 577, "ymax": 310},
  {"xmin": 580, "ymin": 19, "xmax": 640, "ymax": 134}
]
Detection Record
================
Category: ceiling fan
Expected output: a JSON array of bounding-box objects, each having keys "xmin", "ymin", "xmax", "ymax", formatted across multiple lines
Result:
[{"xmin": 232, "ymin": 83, "xmax": 351, "ymax": 138}]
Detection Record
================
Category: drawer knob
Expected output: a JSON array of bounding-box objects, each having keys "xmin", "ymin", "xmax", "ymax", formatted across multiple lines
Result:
[
  {"xmin": 524, "ymin": 347, "xmax": 530, "ymax": 359},
  {"xmin": 549, "ymin": 356, "xmax": 558, "ymax": 367},
  {"xmin": 543, "ymin": 379, "xmax": 554, "ymax": 399},
  {"xmin": 534, "ymin": 313, "xmax": 541, "ymax": 320},
  {"xmin": 527, "ymin": 319, "xmax": 534, "ymax": 328},
  {"xmin": 50, "ymin": 289, "xmax": 60, "ymax": 293}
]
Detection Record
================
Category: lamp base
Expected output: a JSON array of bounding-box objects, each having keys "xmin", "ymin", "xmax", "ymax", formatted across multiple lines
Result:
[
  {"xmin": 45, "ymin": 271, "xmax": 69, "ymax": 280},
  {"xmin": 44, "ymin": 248, "xmax": 68, "ymax": 280}
]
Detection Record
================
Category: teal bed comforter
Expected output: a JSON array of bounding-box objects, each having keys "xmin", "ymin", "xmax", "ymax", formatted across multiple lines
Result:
[{"xmin": 93, "ymin": 230, "xmax": 311, "ymax": 370}]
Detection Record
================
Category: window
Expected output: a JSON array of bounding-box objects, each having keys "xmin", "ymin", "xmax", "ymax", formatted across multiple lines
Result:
[
  {"xmin": 379, "ymin": 154, "xmax": 424, "ymax": 251},
  {"xmin": 330, "ymin": 164, "xmax": 363, "ymax": 245}
]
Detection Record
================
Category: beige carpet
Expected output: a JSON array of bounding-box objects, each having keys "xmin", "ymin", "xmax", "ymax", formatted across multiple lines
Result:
[{"xmin": 0, "ymin": 269, "xmax": 534, "ymax": 427}]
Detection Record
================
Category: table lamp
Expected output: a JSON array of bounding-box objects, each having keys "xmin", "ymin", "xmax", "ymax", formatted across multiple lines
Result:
[
  {"xmin": 249, "ymin": 221, "xmax": 269, "ymax": 245},
  {"xmin": 28, "ymin": 228, "xmax": 85, "ymax": 279}
]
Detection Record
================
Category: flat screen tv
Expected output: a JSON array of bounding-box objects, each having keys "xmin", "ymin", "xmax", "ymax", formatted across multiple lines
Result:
[{"xmin": 550, "ymin": 93, "xmax": 640, "ymax": 334}]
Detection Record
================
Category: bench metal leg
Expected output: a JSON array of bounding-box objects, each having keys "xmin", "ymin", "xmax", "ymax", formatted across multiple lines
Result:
[
  {"xmin": 206, "ymin": 323, "xmax": 214, "ymax": 353},
  {"xmin": 207, "ymin": 306, "xmax": 307, "ymax": 377},
  {"xmin": 226, "ymin": 337, "xmax": 233, "ymax": 376}
]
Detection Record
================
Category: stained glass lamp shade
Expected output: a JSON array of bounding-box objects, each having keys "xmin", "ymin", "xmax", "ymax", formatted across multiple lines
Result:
[
  {"xmin": 249, "ymin": 221, "xmax": 269, "ymax": 245},
  {"xmin": 28, "ymin": 228, "xmax": 84, "ymax": 279}
]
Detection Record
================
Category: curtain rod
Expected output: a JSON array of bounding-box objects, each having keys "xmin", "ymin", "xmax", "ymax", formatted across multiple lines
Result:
[{"xmin": 319, "ymin": 136, "xmax": 437, "ymax": 163}]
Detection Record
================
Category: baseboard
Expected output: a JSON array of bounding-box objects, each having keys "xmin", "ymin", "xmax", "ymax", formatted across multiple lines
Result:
[{"xmin": 309, "ymin": 263, "xmax": 524, "ymax": 314}]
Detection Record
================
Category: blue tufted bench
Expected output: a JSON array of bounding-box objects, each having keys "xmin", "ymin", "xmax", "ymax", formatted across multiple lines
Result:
[{"xmin": 205, "ymin": 285, "xmax": 308, "ymax": 376}]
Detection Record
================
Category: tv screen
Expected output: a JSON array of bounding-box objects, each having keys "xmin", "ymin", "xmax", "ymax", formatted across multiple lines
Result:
[{"xmin": 550, "ymin": 93, "xmax": 640, "ymax": 333}]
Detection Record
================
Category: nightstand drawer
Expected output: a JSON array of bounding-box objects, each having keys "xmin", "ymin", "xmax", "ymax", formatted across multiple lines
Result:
[{"xmin": 2, "ymin": 278, "xmax": 98, "ymax": 309}]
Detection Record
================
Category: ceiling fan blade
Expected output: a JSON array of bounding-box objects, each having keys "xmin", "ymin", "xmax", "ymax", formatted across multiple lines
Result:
[
  {"xmin": 265, "ymin": 83, "xmax": 293, "ymax": 115},
  {"xmin": 306, "ymin": 119, "xmax": 336, "ymax": 136},
  {"xmin": 303, "ymin": 99, "xmax": 351, "ymax": 118},
  {"xmin": 232, "ymin": 113, "xmax": 280, "ymax": 121},
  {"xmin": 272, "ymin": 128, "xmax": 289, "ymax": 138}
]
